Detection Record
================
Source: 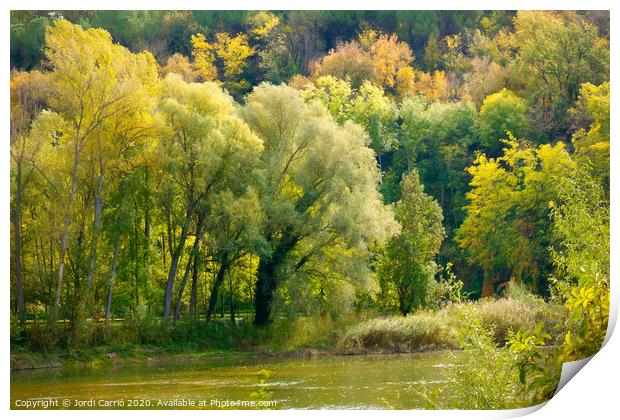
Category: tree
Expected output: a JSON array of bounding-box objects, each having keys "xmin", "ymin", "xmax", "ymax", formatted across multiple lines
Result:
[
  {"xmin": 377, "ymin": 170, "xmax": 445, "ymax": 315},
  {"xmin": 161, "ymin": 53, "xmax": 196, "ymax": 82},
  {"xmin": 477, "ymin": 88, "xmax": 530, "ymax": 156},
  {"xmin": 303, "ymin": 77, "xmax": 399, "ymax": 170},
  {"xmin": 568, "ymin": 82, "xmax": 610, "ymax": 190},
  {"xmin": 310, "ymin": 40, "xmax": 378, "ymax": 88},
  {"xmin": 212, "ymin": 32, "xmax": 255, "ymax": 97},
  {"xmin": 157, "ymin": 74, "xmax": 262, "ymax": 323},
  {"xmin": 414, "ymin": 70, "xmax": 448, "ymax": 101},
  {"xmin": 241, "ymin": 84, "xmax": 397, "ymax": 325},
  {"xmin": 204, "ymin": 189, "xmax": 264, "ymax": 321},
  {"xmin": 550, "ymin": 169, "xmax": 609, "ymax": 361},
  {"xmin": 395, "ymin": 66, "xmax": 416, "ymax": 99},
  {"xmin": 463, "ymin": 57, "xmax": 508, "ymax": 107},
  {"xmin": 457, "ymin": 139, "xmax": 576, "ymax": 296},
  {"xmin": 512, "ymin": 11, "xmax": 609, "ymax": 139},
  {"xmin": 190, "ymin": 32, "xmax": 256, "ymax": 98},
  {"xmin": 43, "ymin": 19, "xmax": 159, "ymax": 322},
  {"xmin": 370, "ymin": 33, "xmax": 414, "ymax": 92},
  {"xmin": 399, "ymin": 98, "xmax": 478, "ymax": 230},
  {"xmin": 10, "ymin": 70, "xmax": 51, "ymax": 326},
  {"xmin": 423, "ymin": 37, "xmax": 442, "ymax": 70},
  {"xmin": 190, "ymin": 33, "xmax": 217, "ymax": 81}
]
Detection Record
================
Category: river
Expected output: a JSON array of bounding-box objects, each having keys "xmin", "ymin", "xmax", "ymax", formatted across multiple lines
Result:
[{"xmin": 11, "ymin": 351, "xmax": 459, "ymax": 409}]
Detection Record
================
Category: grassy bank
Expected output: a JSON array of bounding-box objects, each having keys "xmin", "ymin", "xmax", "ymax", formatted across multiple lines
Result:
[
  {"xmin": 10, "ymin": 314, "xmax": 353, "ymax": 371},
  {"xmin": 11, "ymin": 294, "xmax": 565, "ymax": 371}
]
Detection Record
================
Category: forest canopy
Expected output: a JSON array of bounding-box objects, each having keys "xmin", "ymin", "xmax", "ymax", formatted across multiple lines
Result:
[{"xmin": 10, "ymin": 11, "xmax": 609, "ymax": 379}]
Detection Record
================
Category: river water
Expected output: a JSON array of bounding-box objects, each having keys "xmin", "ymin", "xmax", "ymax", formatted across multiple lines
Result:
[{"xmin": 11, "ymin": 351, "xmax": 459, "ymax": 409}]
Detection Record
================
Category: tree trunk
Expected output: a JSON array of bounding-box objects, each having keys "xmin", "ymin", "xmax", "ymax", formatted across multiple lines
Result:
[
  {"xmin": 188, "ymin": 252, "xmax": 199, "ymax": 317},
  {"xmin": 398, "ymin": 286, "xmax": 410, "ymax": 316},
  {"xmin": 85, "ymin": 161, "xmax": 105, "ymax": 295},
  {"xmin": 73, "ymin": 162, "xmax": 105, "ymax": 342},
  {"xmin": 254, "ymin": 232, "xmax": 300, "ymax": 326},
  {"xmin": 104, "ymin": 236, "xmax": 120, "ymax": 335},
  {"xmin": 50, "ymin": 144, "xmax": 81, "ymax": 323},
  {"xmin": 481, "ymin": 274, "xmax": 499, "ymax": 298},
  {"xmin": 254, "ymin": 257, "xmax": 277, "ymax": 326},
  {"xmin": 173, "ymin": 252, "xmax": 194, "ymax": 324},
  {"xmin": 12, "ymin": 164, "xmax": 26, "ymax": 326},
  {"xmin": 229, "ymin": 273, "xmax": 235, "ymax": 323},
  {"xmin": 177, "ymin": 216, "xmax": 205, "ymax": 321},
  {"xmin": 206, "ymin": 251, "xmax": 229, "ymax": 321},
  {"xmin": 163, "ymin": 206, "xmax": 194, "ymax": 323}
]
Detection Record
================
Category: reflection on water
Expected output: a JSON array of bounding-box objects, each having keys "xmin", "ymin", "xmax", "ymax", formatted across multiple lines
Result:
[{"xmin": 11, "ymin": 351, "xmax": 457, "ymax": 409}]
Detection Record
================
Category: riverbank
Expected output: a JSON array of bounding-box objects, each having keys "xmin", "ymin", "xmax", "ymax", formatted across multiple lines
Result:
[
  {"xmin": 10, "ymin": 347, "xmax": 326, "ymax": 371},
  {"xmin": 10, "ymin": 344, "xmax": 334, "ymax": 371},
  {"xmin": 11, "ymin": 295, "xmax": 564, "ymax": 371}
]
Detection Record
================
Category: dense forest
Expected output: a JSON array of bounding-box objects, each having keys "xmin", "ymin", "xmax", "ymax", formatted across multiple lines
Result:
[{"xmin": 10, "ymin": 10, "xmax": 610, "ymax": 408}]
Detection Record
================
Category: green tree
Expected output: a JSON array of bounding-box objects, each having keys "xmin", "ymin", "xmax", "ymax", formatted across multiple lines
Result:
[
  {"xmin": 457, "ymin": 139, "xmax": 576, "ymax": 297},
  {"xmin": 241, "ymin": 84, "xmax": 397, "ymax": 325},
  {"xmin": 42, "ymin": 19, "xmax": 159, "ymax": 323},
  {"xmin": 157, "ymin": 74, "xmax": 262, "ymax": 323},
  {"xmin": 550, "ymin": 169, "xmax": 609, "ymax": 361},
  {"xmin": 568, "ymin": 82, "xmax": 610, "ymax": 190},
  {"xmin": 398, "ymin": 98, "xmax": 478, "ymax": 230},
  {"xmin": 303, "ymin": 76, "xmax": 399, "ymax": 171},
  {"xmin": 512, "ymin": 11, "xmax": 609, "ymax": 139},
  {"xmin": 10, "ymin": 70, "xmax": 51, "ymax": 326},
  {"xmin": 477, "ymin": 88, "xmax": 530, "ymax": 156},
  {"xmin": 377, "ymin": 170, "xmax": 445, "ymax": 315}
]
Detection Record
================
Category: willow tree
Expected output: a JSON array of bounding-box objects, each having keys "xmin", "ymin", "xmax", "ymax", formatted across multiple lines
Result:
[
  {"xmin": 43, "ymin": 19, "xmax": 159, "ymax": 322},
  {"xmin": 157, "ymin": 74, "xmax": 262, "ymax": 323},
  {"xmin": 241, "ymin": 84, "xmax": 398, "ymax": 325},
  {"xmin": 302, "ymin": 76, "xmax": 399, "ymax": 170}
]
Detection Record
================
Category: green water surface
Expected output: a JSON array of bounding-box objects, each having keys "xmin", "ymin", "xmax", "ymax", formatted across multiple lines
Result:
[{"xmin": 11, "ymin": 351, "xmax": 458, "ymax": 409}]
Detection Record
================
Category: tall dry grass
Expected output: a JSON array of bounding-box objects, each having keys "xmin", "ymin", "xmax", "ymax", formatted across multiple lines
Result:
[{"xmin": 338, "ymin": 294, "xmax": 564, "ymax": 354}]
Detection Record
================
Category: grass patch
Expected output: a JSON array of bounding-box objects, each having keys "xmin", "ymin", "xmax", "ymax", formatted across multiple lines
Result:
[{"xmin": 338, "ymin": 296, "xmax": 564, "ymax": 354}]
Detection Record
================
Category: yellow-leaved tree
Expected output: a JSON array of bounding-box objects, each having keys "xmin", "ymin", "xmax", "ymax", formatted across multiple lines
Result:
[{"xmin": 42, "ymin": 19, "xmax": 159, "ymax": 327}]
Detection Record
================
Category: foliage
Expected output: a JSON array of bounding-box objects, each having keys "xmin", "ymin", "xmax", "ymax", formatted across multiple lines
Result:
[
  {"xmin": 376, "ymin": 170, "xmax": 444, "ymax": 315},
  {"xmin": 190, "ymin": 33, "xmax": 217, "ymax": 81},
  {"xmin": 241, "ymin": 83, "xmax": 397, "ymax": 323},
  {"xmin": 477, "ymin": 88, "xmax": 530, "ymax": 155},
  {"xmin": 250, "ymin": 369, "xmax": 276, "ymax": 408},
  {"xmin": 569, "ymin": 82, "xmax": 610, "ymax": 190},
  {"xmin": 160, "ymin": 53, "xmax": 196, "ymax": 82},
  {"xmin": 420, "ymin": 314, "xmax": 558, "ymax": 409},
  {"xmin": 442, "ymin": 315, "xmax": 519, "ymax": 409},
  {"xmin": 428, "ymin": 263, "xmax": 468, "ymax": 308},
  {"xmin": 370, "ymin": 33, "xmax": 414, "ymax": 91},
  {"xmin": 457, "ymin": 139, "xmax": 576, "ymax": 296},
  {"xmin": 512, "ymin": 11, "xmax": 609, "ymax": 139},
  {"xmin": 340, "ymin": 297, "xmax": 560, "ymax": 354},
  {"xmin": 9, "ymin": 16, "xmax": 609, "ymax": 404},
  {"xmin": 550, "ymin": 170, "xmax": 609, "ymax": 361},
  {"xmin": 311, "ymin": 40, "xmax": 378, "ymax": 88}
]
